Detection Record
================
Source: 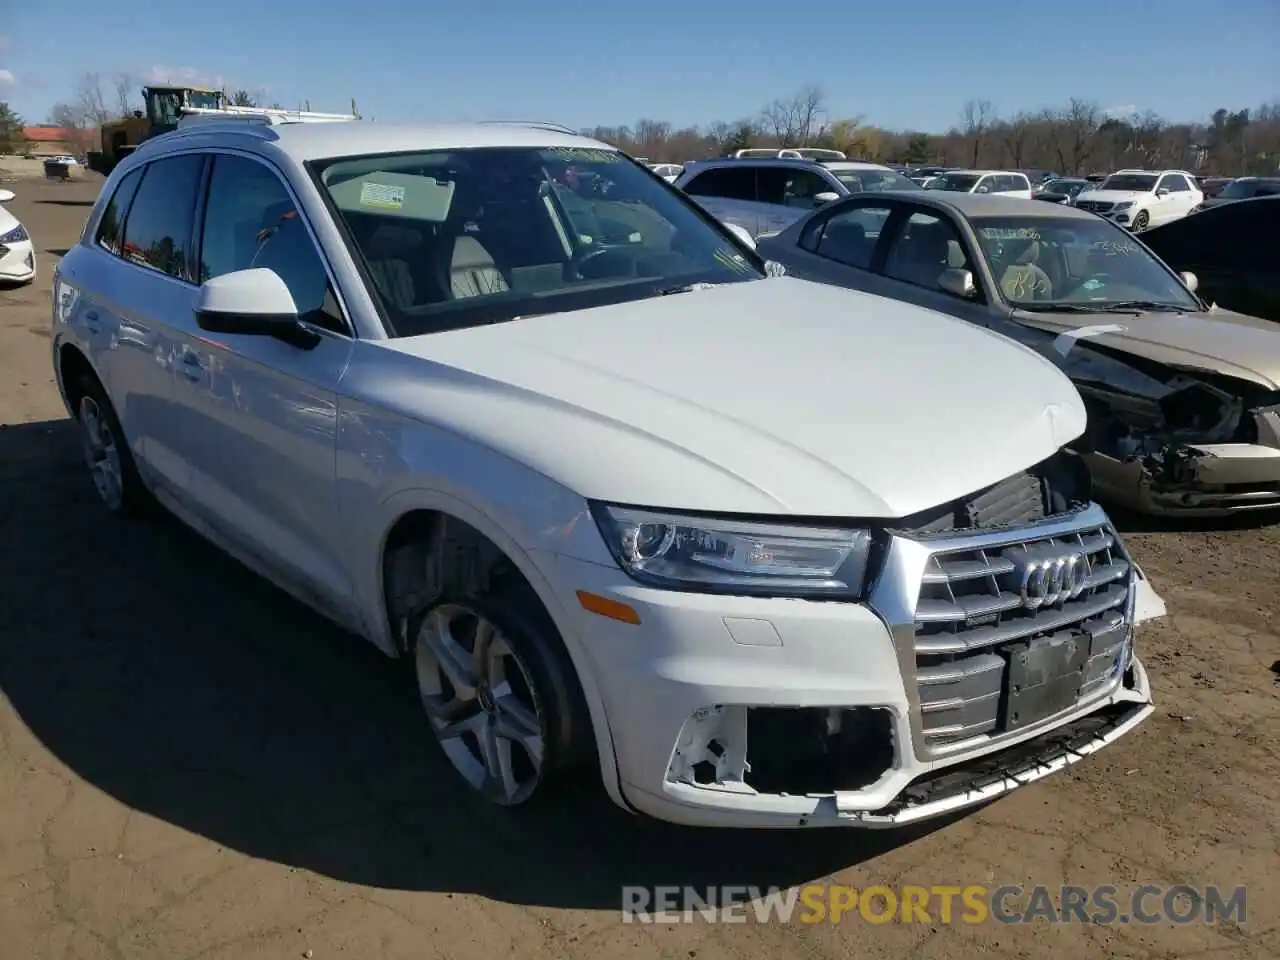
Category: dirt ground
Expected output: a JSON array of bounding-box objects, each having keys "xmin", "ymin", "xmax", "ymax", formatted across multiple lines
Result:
[{"xmin": 1, "ymin": 176, "xmax": 1276, "ymax": 960}]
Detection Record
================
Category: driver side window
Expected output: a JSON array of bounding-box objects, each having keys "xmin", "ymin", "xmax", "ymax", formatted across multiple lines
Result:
[{"xmin": 199, "ymin": 154, "xmax": 348, "ymax": 335}]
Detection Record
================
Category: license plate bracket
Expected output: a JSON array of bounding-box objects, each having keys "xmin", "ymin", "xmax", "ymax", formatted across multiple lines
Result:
[{"xmin": 1004, "ymin": 631, "xmax": 1090, "ymax": 731}]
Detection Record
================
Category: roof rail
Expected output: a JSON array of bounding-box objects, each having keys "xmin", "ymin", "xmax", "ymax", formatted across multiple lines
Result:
[
  {"xmin": 179, "ymin": 105, "xmax": 359, "ymax": 126},
  {"xmin": 478, "ymin": 119, "xmax": 580, "ymax": 136}
]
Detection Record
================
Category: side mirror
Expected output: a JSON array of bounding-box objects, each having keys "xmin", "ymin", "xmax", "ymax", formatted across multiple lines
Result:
[
  {"xmin": 812, "ymin": 191, "xmax": 841, "ymax": 206},
  {"xmin": 1156, "ymin": 188, "xmax": 1170, "ymax": 197},
  {"xmin": 194, "ymin": 268, "xmax": 319, "ymax": 348},
  {"xmin": 724, "ymin": 222, "xmax": 756, "ymax": 250},
  {"xmin": 1179, "ymin": 271, "xmax": 1198, "ymax": 293},
  {"xmin": 0, "ymin": 188, "xmax": 14, "ymax": 203},
  {"xmin": 939, "ymin": 268, "xmax": 978, "ymax": 299}
]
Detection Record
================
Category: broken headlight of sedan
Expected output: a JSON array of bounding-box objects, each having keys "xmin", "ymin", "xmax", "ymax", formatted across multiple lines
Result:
[{"xmin": 589, "ymin": 503, "xmax": 873, "ymax": 598}]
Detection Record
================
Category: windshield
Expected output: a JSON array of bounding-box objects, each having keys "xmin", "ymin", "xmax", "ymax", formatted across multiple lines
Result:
[
  {"xmin": 1099, "ymin": 174, "xmax": 1158, "ymax": 192},
  {"xmin": 187, "ymin": 90, "xmax": 222, "ymax": 109},
  {"xmin": 971, "ymin": 216, "xmax": 1200, "ymax": 311},
  {"xmin": 925, "ymin": 173, "xmax": 981, "ymax": 192},
  {"xmin": 1042, "ymin": 180, "xmax": 1086, "ymax": 195},
  {"xmin": 830, "ymin": 168, "xmax": 921, "ymax": 192},
  {"xmin": 313, "ymin": 147, "xmax": 764, "ymax": 337}
]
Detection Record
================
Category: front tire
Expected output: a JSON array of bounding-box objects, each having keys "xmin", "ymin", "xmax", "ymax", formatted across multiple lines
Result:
[
  {"xmin": 72, "ymin": 374, "xmax": 150, "ymax": 515},
  {"xmin": 1132, "ymin": 210, "xmax": 1150, "ymax": 231},
  {"xmin": 411, "ymin": 593, "xmax": 588, "ymax": 807}
]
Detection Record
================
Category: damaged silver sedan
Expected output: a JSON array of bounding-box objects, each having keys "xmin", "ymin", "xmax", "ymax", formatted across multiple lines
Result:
[{"xmin": 757, "ymin": 193, "xmax": 1280, "ymax": 516}]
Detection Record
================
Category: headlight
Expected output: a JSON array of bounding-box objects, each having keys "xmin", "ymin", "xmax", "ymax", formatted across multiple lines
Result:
[
  {"xmin": 1113, "ymin": 201, "xmax": 1134, "ymax": 211},
  {"xmin": 0, "ymin": 223, "xmax": 28, "ymax": 244},
  {"xmin": 589, "ymin": 503, "xmax": 874, "ymax": 597}
]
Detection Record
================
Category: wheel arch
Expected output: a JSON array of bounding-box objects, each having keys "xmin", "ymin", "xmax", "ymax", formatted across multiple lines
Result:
[
  {"xmin": 57, "ymin": 341, "xmax": 98, "ymax": 415},
  {"xmin": 372, "ymin": 488, "xmax": 630, "ymax": 812}
]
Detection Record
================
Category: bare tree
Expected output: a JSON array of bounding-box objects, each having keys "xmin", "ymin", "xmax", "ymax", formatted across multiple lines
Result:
[
  {"xmin": 1044, "ymin": 99, "xmax": 1101, "ymax": 174},
  {"xmin": 959, "ymin": 99, "xmax": 994, "ymax": 166},
  {"xmin": 73, "ymin": 73, "xmax": 112, "ymax": 127},
  {"xmin": 1001, "ymin": 112, "xmax": 1035, "ymax": 168},
  {"xmin": 48, "ymin": 102, "xmax": 97, "ymax": 155},
  {"xmin": 112, "ymin": 72, "xmax": 138, "ymax": 118},
  {"xmin": 760, "ymin": 85, "xmax": 827, "ymax": 146}
]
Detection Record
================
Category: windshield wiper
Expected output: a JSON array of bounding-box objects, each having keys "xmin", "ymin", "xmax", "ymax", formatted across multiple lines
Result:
[
  {"xmin": 1099, "ymin": 300, "xmax": 1190, "ymax": 313},
  {"xmin": 1016, "ymin": 300, "xmax": 1187, "ymax": 315},
  {"xmin": 657, "ymin": 282, "xmax": 722, "ymax": 296}
]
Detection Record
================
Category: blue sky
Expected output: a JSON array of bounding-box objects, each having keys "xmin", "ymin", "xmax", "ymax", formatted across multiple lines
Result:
[{"xmin": 2, "ymin": 0, "xmax": 1276, "ymax": 132}]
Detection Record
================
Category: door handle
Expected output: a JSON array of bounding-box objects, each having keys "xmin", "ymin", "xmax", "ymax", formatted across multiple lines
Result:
[{"xmin": 179, "ymin": 353, "xmax": 203, "ymax": 382}]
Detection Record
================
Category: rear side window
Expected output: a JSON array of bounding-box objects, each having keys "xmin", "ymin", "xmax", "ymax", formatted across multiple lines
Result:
[
  {"xmin": 94, "ymin": 168, "xmax": 144, "ymax": 255},
  {"xmin": 682, "ymin": 166, "xmax": 756, "ymax": 201},
  {"xmin": 120, "ymin": 155, "xmax": 206, "ymax": 281}
]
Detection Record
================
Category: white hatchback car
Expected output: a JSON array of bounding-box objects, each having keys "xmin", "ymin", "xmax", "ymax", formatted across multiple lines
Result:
[
  {"xmin": 0, "ymin": 188, "xmax": 36, "ymax": 284},
  {"xmin": 51, "ymin": 118, "xmax": 1159, "ymax": 828}
]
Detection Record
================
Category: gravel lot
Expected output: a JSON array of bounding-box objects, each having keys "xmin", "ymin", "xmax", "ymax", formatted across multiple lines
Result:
[{"xmin": 1, "ymin": 176, "xmax": 1276, "ymax": 960}]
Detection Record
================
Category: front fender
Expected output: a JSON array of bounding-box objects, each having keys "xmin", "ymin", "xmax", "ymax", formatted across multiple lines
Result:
[{"xmin": 354, "ymin": 478, "xmax": 630, "ymax": 812}]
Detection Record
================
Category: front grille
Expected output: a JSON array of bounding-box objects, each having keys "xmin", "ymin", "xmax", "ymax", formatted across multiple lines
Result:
[
  {"xmin": 913, "ymin": 522, "xmax": 1130, "ymax": 748},
  {"xmin": 1077, "ymin": 200, "xmax": 1115, "ymax": 214},
  {"xmin": 868, "ymin": 501, "xmax": 1135, "ymax": 760}
]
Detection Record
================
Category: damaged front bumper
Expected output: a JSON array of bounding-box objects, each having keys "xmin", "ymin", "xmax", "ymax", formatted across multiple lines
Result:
[
  {"xmin": 548, "ymin": 504, "xmax": 1159, "ymax": 829},
  {"xmin": 1086, "ymin": 441, "xmax": 1280, "ymax": 516}
]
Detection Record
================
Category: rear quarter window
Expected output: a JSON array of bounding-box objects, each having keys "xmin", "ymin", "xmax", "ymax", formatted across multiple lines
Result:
[{"xmin": 94, "ymin": 168, "xmax": 145, "ymax": 256}]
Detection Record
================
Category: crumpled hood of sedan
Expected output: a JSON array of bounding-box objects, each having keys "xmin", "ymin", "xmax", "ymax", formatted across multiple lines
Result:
[
  {"xmin": 379, "ymin": 278, "xmax": 1087, "ymax": 518},
  {"xmin": 1013, "ymin": 308, "xmax": 1280, "ymax": 390}
]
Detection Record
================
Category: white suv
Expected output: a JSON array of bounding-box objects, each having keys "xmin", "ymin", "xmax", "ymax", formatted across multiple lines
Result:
[
  {"xmin": 1074, "ymin": 169, "xmax": 1203, "ymax": 230},
  {"xmin": 51, "ymin": 118, "xmax": 1160, "ymax": 827}
]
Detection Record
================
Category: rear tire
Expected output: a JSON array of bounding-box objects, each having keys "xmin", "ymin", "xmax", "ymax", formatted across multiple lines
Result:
[{"xmin": 71, "ymin": 374, "xmax": 151, "ymax": 516}]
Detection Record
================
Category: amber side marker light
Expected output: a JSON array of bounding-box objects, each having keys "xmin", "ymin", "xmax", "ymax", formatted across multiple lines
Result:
[{"xmin": 576, "ymin": 590, "xmax": 641, "ymax": 625}]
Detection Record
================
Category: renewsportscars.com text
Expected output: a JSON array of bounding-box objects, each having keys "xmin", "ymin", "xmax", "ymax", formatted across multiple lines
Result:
[{"xmin": 621, "ymin": 884, "xmax": 1247, "ymax": 925}]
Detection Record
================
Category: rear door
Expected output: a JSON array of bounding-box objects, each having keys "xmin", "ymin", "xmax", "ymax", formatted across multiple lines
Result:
[
  {"xmin": 755, "ymin": 166, "xmax": 836, "ymax": 237},
  {"xmin": 679, "ymin": 164, "xmax": 763, "ymax": 237},
  {"xmin": 76, "ymin": 156, "xmax": 206, "ymax": 499}
]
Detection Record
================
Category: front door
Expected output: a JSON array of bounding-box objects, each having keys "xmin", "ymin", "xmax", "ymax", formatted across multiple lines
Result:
[{"xmin": 168, "ymin": 152, "xmax": 357, "ymax": 614}]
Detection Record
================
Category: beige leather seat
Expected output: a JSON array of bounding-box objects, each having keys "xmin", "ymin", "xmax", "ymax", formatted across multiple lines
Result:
[
  {"xmin": 999, "ymin": 241, "xmax": 1053, "ymax": 301},
  {"xmin": 450, "ymin": 235, "xmax": 509, "ymax": 299},
  {"xmin": 363, "ymin": 225, "xmax": 419, "ymax": 310}
]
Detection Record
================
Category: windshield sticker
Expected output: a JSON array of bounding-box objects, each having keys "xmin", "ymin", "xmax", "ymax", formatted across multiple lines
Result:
[
  {"xmin": 1052, "ymin": 323, "xmax": 1128, "ymax": 358},
  {"xmin": 1090, "ymin": 239, "xmax": 1141, "ymax": 257},
  {"xmin": 1081, "ymin": 278, "xmax": 1104, "ymax": 291},
  {"xmin": 359, "ymin": 182, "xmax": 405, "ymax": 210},
  {"xmin": 543, "ymin": 147, "xmax": 622, "ymax": 164},
  {"xmin": 713, "ymin": 249, "xmax": 752, "ymax": 273},
  {"xmin": 979, "ymin": 227, "xmax": 1041, "ymax": 240}
]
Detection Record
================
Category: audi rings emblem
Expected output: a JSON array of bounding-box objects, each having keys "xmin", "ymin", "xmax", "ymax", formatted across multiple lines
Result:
[{"xmin": 1010, "ymin": 549, "xmax": 1087, "ymax": 609}]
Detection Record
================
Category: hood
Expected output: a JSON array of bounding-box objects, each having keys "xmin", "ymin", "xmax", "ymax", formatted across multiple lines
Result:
[
  {"xmin": 1075, "ymin": 190, "xmax": 1149, "ymax": 204},
  {"xmin": 1012, "ymin": 308, "xmax": 1280, "ymax": 389},
  {"xmin": 375, "ymin": 278, "xmax": 1087, "ymax": 518}
]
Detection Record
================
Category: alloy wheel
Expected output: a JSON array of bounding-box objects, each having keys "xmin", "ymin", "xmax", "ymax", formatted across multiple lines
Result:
[
  {"xmin": 79, "ymin": 395, "xmax": 124, "ymax": 511},
  {"xmin": 415, "ymin": 603, "xmax": 546, "ymax": 805}
]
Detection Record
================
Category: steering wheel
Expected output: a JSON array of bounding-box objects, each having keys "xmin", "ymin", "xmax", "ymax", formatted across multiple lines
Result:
[{"xmin": 571, "ymin": 245, "xmax": 616, "ymax": 279}]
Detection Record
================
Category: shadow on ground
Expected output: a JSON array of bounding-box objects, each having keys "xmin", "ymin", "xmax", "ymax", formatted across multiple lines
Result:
[
  {"xmin": 0, "ymin": 419, "xmax": 945, "ymax": 908},
  {"xmin": 46, "ymin": 248, "xmax": 72, "ymax": 257},
  {"xmin": 34, "ymin": 199, "xmax": 97, "ymax": 207}
]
